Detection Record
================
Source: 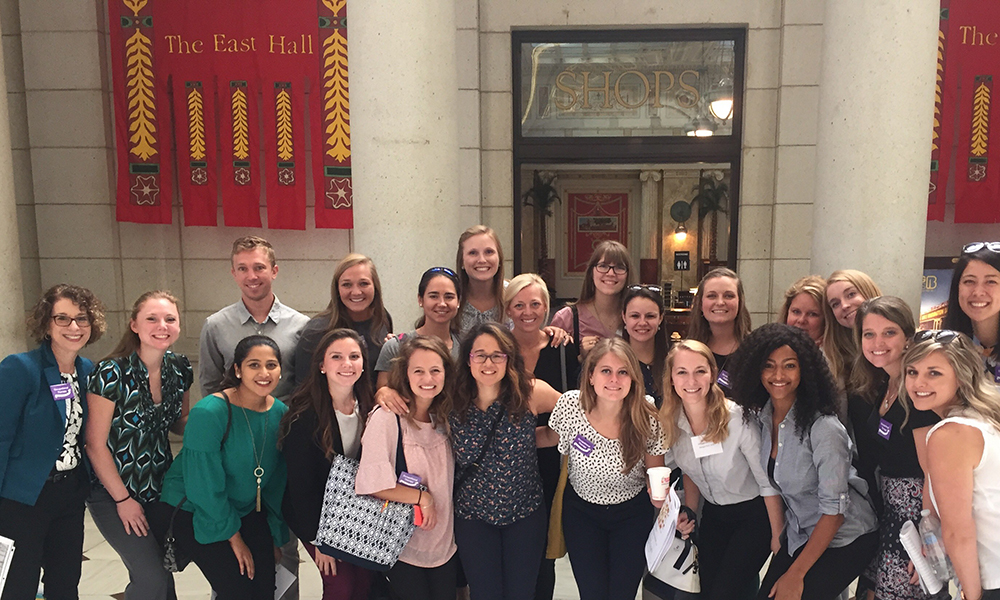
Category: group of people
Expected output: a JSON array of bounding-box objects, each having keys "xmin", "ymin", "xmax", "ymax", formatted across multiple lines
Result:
[{"xmin": 0, "ymin": 228, "xmax": 998, "ymax": 600}]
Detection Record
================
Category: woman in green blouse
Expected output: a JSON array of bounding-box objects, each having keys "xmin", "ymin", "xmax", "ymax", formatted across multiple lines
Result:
[
  {"xmin": 150, "ymin": 335, "xmax": 289, "ymax": 600},
  {"xmin": 86, "ymin": 291, "xmax": 192, "ymax": 600}
]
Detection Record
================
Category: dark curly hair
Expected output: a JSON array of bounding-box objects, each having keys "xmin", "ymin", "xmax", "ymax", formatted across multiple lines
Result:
[
  {"xmin": 729, "ymin": 323, "xmax": 841, "ymax": 438},
  {"xmin": 27, "ymin": 283, "xmax": 107, "ymax": 345}
]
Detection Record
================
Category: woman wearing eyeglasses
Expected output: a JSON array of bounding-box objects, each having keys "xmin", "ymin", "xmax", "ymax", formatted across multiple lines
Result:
[
  {"xmin": 687, "ymin": 267, "xmax": 753, "ymax": 396},
  {"xmin": 0, "ymin": 284, "xmax": 106, "ymax": 600},
  {"xmin": 943, "ymin": 242, "xmax": 1000, "ymax": 384},
  {"xmin": 621, "ymin": 285, "xmax": 669, "ymax": 408},
  {"xmin": 551, "ymin": 241, "xmax": 634, "ymax": 355},
  {"xmin": 903, "ymin": 330, "xmax": 1000, "ymax": 599}
]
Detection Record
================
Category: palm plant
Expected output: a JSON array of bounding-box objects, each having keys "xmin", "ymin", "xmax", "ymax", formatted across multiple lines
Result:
[
  {"xmin": 691, "ymin": 172, "xmax": 729, "ymax": 263},
  {"xmin": 522, "ymin": 170, "xmax": 561, "ymax": 283}
]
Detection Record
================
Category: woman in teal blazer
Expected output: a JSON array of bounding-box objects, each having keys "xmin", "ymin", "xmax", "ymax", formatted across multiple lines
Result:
[{"xmin": 0, "ymin": 283, "xmax": 105, "ymax": 600}]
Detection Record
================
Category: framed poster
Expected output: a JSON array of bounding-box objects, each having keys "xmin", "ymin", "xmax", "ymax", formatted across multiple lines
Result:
[{"xmin": 567, "ymin": 192, "xmax": 629, "ymax": 272}]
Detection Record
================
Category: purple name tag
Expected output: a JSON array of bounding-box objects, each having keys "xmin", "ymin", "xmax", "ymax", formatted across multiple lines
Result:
[
  {"xmin": 572, "ymin": 434, "xmax": 595, "ymax": 457},
  {"xmin": 877, "ymin": 418, "xmax": 892, "ymax": 440},
  {"xmin": 398, "ymin": 472, "xmax": 422, "ymax": 488},
  {"xmin": 49, "ymin": 383, "xmax": 74, "ymax": 401},
  {"xmin": 717, "ymin": 370, "xmax": 730, "ymax": 388},
  {"xmin": 994, "ymin": 363, "xmax": 1000, "ymax": 383}
]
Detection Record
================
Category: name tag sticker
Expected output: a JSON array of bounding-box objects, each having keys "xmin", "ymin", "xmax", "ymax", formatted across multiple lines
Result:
[
  {"xmin": 49, "ymin": 383, "xmax": 74, "ymax": 401},
  {"xmin": 877, "ymin": 418, "xmax": 892, "ymax": 440},
  {"xmin": 717, "ymin": 370, "xmax": 730, "ymax": 388},
  {"xmin": 398, "ymin": 471, "xmax": 422, "ymax": 488},
  {"xmin": 572, "ymin": 434, "xmax": 595, "ymax": 457},
  {"xmin": 691, "ymin": 435, "xmax": 724, "ymax": 458}
]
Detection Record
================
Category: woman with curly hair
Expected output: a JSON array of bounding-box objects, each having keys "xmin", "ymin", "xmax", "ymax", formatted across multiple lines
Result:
[
  {"xmin": 686, "ymin": 267, "xmax": 753, "ymax": 395},
  {"xmin": 548, "ymin": 338, "xmax": 667, "ymax": 600},
  {"xmin": 729, "ymin": 323, "xmax": 878, "ymax": 600},
  {"xmin": 279, "ymin": 329, "xmax": 375, "ymax": 600},
  {"xmin": 942, "ymin": 242, "xmax": 1000, "ymax": 383},
  {"xmin": 295, "ymin": 253, "xmax": 393, "ymax": 385},
  {"xmin": 904, "ymin": 330, "xmax": 1000, "ymax": 599},
  {"xmin": 621, "ymin": 285, "xmax": 669, "ymax": 408},
  {"xmin": 0, "ymin": 284, "xmax": 105, "ymax": 600},
  {"xmin": 778, "ymin": 275, "xmax": 827, "ymax": 346},
  {"xmin": 657, "ymin": 339, "xmax": 783, "ymax": 599},
  {"xmin": 823, "ymin": 270, "xmax": 881, "ymax": 384}
]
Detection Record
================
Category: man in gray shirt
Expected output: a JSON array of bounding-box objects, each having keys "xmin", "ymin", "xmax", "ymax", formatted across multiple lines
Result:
[
  {"xmin": 198, "ymin": 235, "xmax": 309, "ymax": 399},
  {"xmin": 197, "ymin": 235, "xmax": 308, "ymax": 599}
]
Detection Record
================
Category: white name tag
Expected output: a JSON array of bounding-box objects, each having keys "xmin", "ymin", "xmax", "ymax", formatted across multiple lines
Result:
[{"xmin": 691, "ymin": 435, "xmax": 724, "ymax": 458}]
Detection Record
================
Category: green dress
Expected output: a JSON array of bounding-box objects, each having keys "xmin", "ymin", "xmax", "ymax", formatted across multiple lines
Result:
[{"xmin": 159, "ymin": 394, "xmax": 289, "ymax": 546}]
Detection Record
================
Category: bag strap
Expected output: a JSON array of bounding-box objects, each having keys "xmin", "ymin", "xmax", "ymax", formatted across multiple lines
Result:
[
  {"xmin": 394, "ymin": 414, "xmax": 408, "ymax": 477},
  {"xmin": 571, "ymin": 304, "xmax": 581, "ymax": 347},
  {"xmin": 559, "ymin": 344, "xmax": 568, "ymax": 392},
  {"xmin": 455, "ymin": 405, "xmax": 505, "ymax": 490}
]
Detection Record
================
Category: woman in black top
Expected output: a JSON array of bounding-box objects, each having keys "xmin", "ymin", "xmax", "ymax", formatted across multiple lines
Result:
[
  {"xmin": 687, "ymin": 268, "xmax": 753, "ymax": 396},
  {"xmin": 279, "ymin": 328, "xmax": 374, "ymax": 600},
  {"xmin": 848, "ymin": 297, "xmax": 939, "ymax": 600},
  {"xmin": 621, "ymin": 285, "xmax": 669, "ymax": 408}
]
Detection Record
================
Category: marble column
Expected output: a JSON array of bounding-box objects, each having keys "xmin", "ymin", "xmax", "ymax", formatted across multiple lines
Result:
[
  {"xmin": 348, "ymin": 0, "xmax": 461, "ymax": 323},
  {"xmin": 0, "ymin": 8, "xmax": 24, "ymax": 355},
  {"xmin": 810, "ymin": 0, "xmax": 938, "ymax": 311},
  {"xmin": 639, "ymin": 170, "xmax": 663, "ymax": 284}
]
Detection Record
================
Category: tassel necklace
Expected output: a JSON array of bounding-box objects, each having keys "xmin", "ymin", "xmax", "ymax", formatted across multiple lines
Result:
[{"xmin": 236, "ymin": 389, "xmax": 269, "ymax": 512}]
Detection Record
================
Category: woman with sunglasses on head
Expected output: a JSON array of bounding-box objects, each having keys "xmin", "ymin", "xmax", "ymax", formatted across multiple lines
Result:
[
  {"xmin": 942, "ymin": 241, "xmax": 1000, "ymax": 384},
  {"xmin": 279, "ymin": 329, "xmax": 374, "ymax": 600},
  {"xmin": 356, "ymin": 336, "xmax": 458, "ymax": 600},
  {"xmin": 903, "ymin": 329, "xmax": 1000, "ymax": 599},
  {"xmin": 551, "ymin": 241, "xmax": 634, "ymax": 355},
  {"xmin": 730, "ymin": 323, "xmax": 878, "ymax": 600},
  {"xmin": 295, "ymin": 253, "xmax": 393, "ymax": 386},
  {"xmin": 778, "ymin": 276, "xmax": 827, "ymax": 347},
  {"xmin": 0, "ymin": 284, "xmax": 105, "ymax": 600},
  {"xmin": 621, "ymin": 285, "xmax": 670, "ymax": 408},
  {"xmin": 85, "ymin": 291, "xmax": 192, "ymax": 600},
  {"xmin": 658, "ymin": 339, "xmax": 784, "ymax": 600},
  {"xmin": 547, "ymin": 338, "xmax": 667, "ymax": 600},
  {"xmin": 503, "ymin": 273, "xmax": 581, "ymax": 600},
  {"xmin": 149, "ymin": 335, "xmax": 289, "ymax": 600},
  {"xmin": 823, "ymin": 270, "xmax": 882, "ymax": 385},
  {"xmin": 847, "ymin": 297, "xmax": 940, "ymax": 600},
  {"xmin": 687, "ymin": 267, "xmax": 753, "ymax": 396}
]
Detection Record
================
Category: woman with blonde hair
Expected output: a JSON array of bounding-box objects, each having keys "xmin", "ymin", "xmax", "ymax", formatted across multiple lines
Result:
[
  {"xmin": 778, "ymin": 275, "xmax": 827, "ymax": 346},
  {"xmin": 687, "ymin": 267, "xmax": 753, "ymax": 394},
  {"xmin": 903, "ymin": 330, "xmax": 1000, "ymax": 599},
  {"xmin": 456, "ymin": 225, "xmax": 507, "ymax": 334},
  {"xmin": 823, "ymin": 269, "xmax": 881, "ymax": 383},
  {"xmin": 295, "ymin": 253, "xmax": 393, "ymax": 385},
  {"xmin": 548, "ymin": 338, "xmax": 667, "ymax": 600},
  {"xmin": 656, "ymin": 339, "xmax": 783, "ymax": 599}
]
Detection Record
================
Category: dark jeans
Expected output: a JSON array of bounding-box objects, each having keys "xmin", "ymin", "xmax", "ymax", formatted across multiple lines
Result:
[
  {"xmin": 535, "ymin": 445, "xmax": 561, "ymax": 600},
  {"xmin": 386, "ymin": 553, "xmax": 459, "ymax": 600},
  {"xmin": 0, "ymin": 467, "xmax": 89, "ymax": 600},
  {"xmin": 698, "ymin": 496, "xmax": 771, "ymax": 600},
  {"xmin": 454, "ymin": 507, "xmax": 546, "ymax": 600},
  {"xmin": 149, "ymin": 502, "xmax": 276, "ymax": 600},
  {"xmin": 984, "ymin": 590, "xmax": 1000, "ymax": 600},
  {"xmin": 562, "ymin": 485, "xmax": 653, "ymax": 600},
  {"xmin": 757, "ymin": 530, "xmax": 879, "ymax": 600}
]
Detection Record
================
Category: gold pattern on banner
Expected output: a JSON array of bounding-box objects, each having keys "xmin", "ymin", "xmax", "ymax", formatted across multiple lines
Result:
[
  {"xmin": 187, "ymin": 87, "xmax": 206, "ymax": 161},
  {"xmin": 323, "ymin": 0, "xmax": 345, "ymax": 13},
  {"xmin": 322, "ymin": 31, "xmax": 350, "ymax": 161},
  {"xmin": 933, "ymin": 31, "xmax": 944, "ymax": 151},
  {"xmin": 232, "ymin": 86, "xmax": 250, "ymax": 160},
  {"xmin": 125, "ymin": 29, "xmax": 157, "ymax": 160},
  {"xmin": 276, "ymin": 88, "xmax": 293, "ymax": 161},
  {"xmin": 123, "ymin": 0, "xmax": 148, "ymax": 16},
  {"xmin": 971, "ymin": 81, "xmax": 990, "ymax": 157}
]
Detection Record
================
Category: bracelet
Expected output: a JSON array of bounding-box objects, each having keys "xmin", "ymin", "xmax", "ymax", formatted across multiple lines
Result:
[
  {"xmin": 114, "ymin": 494, "xmax": 131, "ymax": 504},
  {"xmin": 417, "ymin": 489, "xmax": 422, "ymax": 506}
]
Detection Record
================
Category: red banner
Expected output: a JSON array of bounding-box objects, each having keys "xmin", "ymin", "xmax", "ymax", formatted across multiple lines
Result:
[
  {"xmin": 928, "ymin": 1, "xmax": 952, "ymax": 221},
  {"xmin": 109, "ymin": 0, "xmax": 352, "ymax": 228},
  {"xmin": 567, "ymin": 192, "xmax": 629, "ymax": 273}
]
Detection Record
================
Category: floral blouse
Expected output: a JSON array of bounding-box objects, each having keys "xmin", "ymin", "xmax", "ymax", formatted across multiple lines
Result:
[{"xmin": 87, "ymin": 351, "xmax": 193, "ymax": 503}]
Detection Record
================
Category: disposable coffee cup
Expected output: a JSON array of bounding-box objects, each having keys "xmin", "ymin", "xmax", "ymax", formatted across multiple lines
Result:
[{"xmin": 647, "ymin": 466, "xmax": 671, "ymax": 501}]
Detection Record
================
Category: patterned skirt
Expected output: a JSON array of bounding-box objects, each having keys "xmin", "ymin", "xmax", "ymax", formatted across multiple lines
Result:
[{"xmin": 873, "ymin": 476, "xmax": 931, "ymax": 600}]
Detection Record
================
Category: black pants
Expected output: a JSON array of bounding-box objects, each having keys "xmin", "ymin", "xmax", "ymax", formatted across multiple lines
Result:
[
  {"xmin": 386, "ymin": 553, "xmax": 459, "ymax": 600},
  {"xmin": 757, "ymin": 530, "xmax": 879, "ymax": 600},
  {"xmin": 984, "ymin": 590, "xmax": 1000, "ymax": 600},
  {"xmin": 698, "ymin": 496, "xmax": 771, "ymax": 600},
  {"xmin": 0, "ymin": 467, "xmax": 89, "ymax": 600},
  {"xmin": 149, "ymin": 502, "xmax": 276, "ymax": 600},
  {"xmin": 535, "ymin": 446, "xmax": 561, "ymax": 600},
  {"xmin": 562, "ymin": 485, "xmax": 653, "ymax": 600},
  {"xmin": 454, "ymin": 506, "xmax": 546, "ymax": 600}
]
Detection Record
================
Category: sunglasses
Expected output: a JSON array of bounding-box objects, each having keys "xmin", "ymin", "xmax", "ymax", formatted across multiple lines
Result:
[
  {"xmin": 962, "ymin": 241, "xmax": 1000, "ymax": 255},
  {"xmin": 426, "ymin": 266, "xmax": 458, "ymax": 278},
  {"xmin": 627, "ymin": 284, "xmax": 663, "ymax": 294},
  {"xmin": 912, "ymin": 329, "xmax": 961, "ymax": 344}
]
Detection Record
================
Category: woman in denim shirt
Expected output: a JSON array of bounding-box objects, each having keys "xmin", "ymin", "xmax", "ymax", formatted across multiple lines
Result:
[{"xmin": 730, "ymin": 323, "xmax": 878, "ymax": 600}]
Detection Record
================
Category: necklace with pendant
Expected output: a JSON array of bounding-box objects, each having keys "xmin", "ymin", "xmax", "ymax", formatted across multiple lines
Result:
[{"xmin": 236, "ymin": 391, "xmax": 269, "ymax": 512}]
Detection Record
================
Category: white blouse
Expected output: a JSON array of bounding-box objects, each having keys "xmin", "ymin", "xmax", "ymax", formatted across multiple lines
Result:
[{"xmin": 549, "ymin": 390, "xmax": 668, "ymax": 505}]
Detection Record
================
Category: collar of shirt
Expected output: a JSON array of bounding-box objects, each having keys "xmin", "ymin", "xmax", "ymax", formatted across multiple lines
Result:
[{"xmin": 236, "ymin": 296, "xmax": 286, "ymax": 326}]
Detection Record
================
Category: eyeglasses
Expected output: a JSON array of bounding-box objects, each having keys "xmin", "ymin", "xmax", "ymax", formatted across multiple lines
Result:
[
  {"xmin": 595, "ymin": 263, "xmax": 628, "ymax": 275},
  {"xmin": 627, "ymin": 284, "xmax": 662, "ymax": 294},
  {"xmin": 426, "ymin": 266, "xmax": 458, "ymax": 278},
  {"xmin": 962, "ymin": 242, "xmax": 1000, "ymax": 255},
  {"xmin": 52, "ymin": 314, "xmax": 91, "ymax": 328},
  {"xmin": 470, "ymin": 352, "xmax": 508, "ymax": 364},
  {"xmin": 913, "ymin": 329, "xmax": 960, "ymax": 344}
]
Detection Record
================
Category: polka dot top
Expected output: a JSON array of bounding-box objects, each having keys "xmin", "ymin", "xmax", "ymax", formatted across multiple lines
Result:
[{"xmin": 549, "ymin": 390, "xmax": 668, "ymax": 505}]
